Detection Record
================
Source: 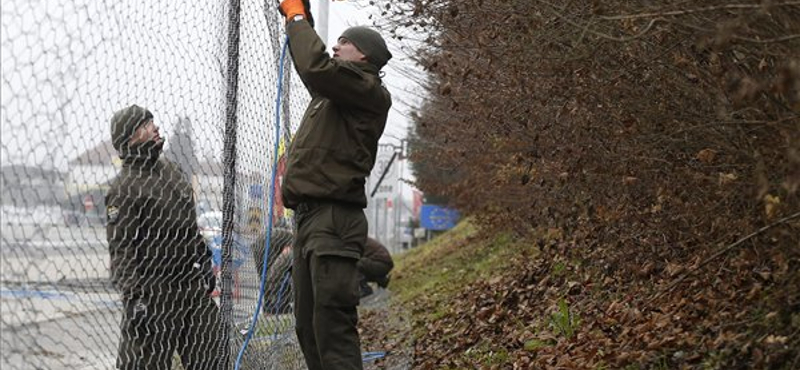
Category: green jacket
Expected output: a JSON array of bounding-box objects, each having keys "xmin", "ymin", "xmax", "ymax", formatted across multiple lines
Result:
[
  {"xmin": 281, "ymin": 20, "xmax": 392, "ymax": 209},
  {"xmin": 358, "ymin": 237, "xmax": 394, "ymax": 279},
  {"xmin": 105, "ymin": 153, "xmax": 210, "ymax": 299},
  {"xmin": 253, "ymin": 226, "xmax": 294, "ymax": 286}
]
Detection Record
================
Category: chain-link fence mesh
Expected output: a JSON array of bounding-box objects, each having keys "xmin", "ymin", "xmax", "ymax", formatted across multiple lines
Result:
[{"xmin": 1, "ymin": 1, "xmax": 308, "ymax": 368}]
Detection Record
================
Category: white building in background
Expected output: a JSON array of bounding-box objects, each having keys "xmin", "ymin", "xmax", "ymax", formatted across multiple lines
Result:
[
  {"xmin": 65, "ymin": 139, "xmax": 225, "ymax": 214},
  {"xmin": 365, "ymin": 144, "xmax": 414, "ymax": 254},
  {"xmin": 194, "ymin": 160, "xmax": 224, "ymax": 212},
  {"xmin": 64, "ymin": 140, "xmax": 119, "ymax": 199},
  {"xmin": 0, "ymin": 165, "xmax": 65, "ymax": 207}
]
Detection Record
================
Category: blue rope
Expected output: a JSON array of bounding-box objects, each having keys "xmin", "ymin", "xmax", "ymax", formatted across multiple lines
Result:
[
  {"xmin": 362, "ymin": 351, "xmax": 388, "ymax": 362},
  {"xmin": 234, "ymin": 33, "xmax": 290, "ymax": 370},
  {"xmin": 233, "ymin": 30, "xmax": 391, "ymax": 368}
]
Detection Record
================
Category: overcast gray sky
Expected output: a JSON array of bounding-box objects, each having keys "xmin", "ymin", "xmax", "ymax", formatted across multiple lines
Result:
[{"xmin": 1, "ymin": 0, "xmax": 424, "ymax": 171}]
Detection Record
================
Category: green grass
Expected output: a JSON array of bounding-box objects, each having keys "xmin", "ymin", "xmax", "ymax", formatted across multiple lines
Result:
[
  {"xmin": 549, "ymin": 298, "xmax": 580, "ymax": 339},
  {"xmin": 390, "ymin": 220, "xmax": 532, "ymax": 313},
  {"xmin": 389, "ymin": 220, "xmax": 478, "ymax": 307},
  {"xmin": 523, "ymin": 339, "xmax": 551, "ymax": 351},
  {"xmin": 464, "ymin": 341, "xmax": 510, "ymax": 366},
  {"xmin": 387, "ymin": 218, "xmax": 537, "ymax": 363},
  {"xmin": 252, "ymin": 314, "xmax": 294, "ymax": 338},
  {"xmin": 552, "ymin": 261, "xmax": 567, "ymax": 276}
]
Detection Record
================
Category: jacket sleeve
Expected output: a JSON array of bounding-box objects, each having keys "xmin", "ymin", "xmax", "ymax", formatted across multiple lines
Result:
[
  {"xmin": 286, "ymin": 20, "xmax": 391, "ymax": 113},
  {"xmin": 358, "ymin": 238, "xmax": 394, "ymax": 279},
  {"xmin": 195, "ymin": 227, "xmax": 213, "ymax": 272},
  {"xmin": 106, "ymin": 189, "xmax": 144, "ymax": 297},
  {"xmin": 182, "ymin": 179, "xmax": 213, "ymax": 279},
  {"xmin": 358, "ymin": 257, "xmax": 393, "ymax": 280},
  {"xmin": 163, "ymin": 159, "xmax": 212, "ymax": 274}
]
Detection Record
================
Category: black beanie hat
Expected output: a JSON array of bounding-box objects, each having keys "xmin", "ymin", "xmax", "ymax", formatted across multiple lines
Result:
[
  {"xmin": 110, "ymin": 104, "xmax": 153, "ymax": 152},
  {"xmin": 340, "ymin": 26, "xmax": 392, "ymax": 69}
]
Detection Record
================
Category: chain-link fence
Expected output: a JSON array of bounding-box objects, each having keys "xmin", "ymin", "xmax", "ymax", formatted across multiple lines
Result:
[{"xmin": 2, "ymin": 1, "xmax": 308, "ymax": 368}]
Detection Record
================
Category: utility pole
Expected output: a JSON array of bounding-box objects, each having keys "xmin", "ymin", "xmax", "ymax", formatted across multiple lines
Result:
[
  {"xmin": 317, "ymin": 0, "xmax": 329, "ymax": 46},
  {"xmin": 220, "ymin": 0, "xmax": 241, "ymax": 367},
  {"xmin": 395, "ymin": 150, "xmax": 404, "ymax": 252}
]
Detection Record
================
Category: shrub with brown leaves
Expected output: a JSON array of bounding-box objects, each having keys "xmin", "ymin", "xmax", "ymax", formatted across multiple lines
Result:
[{"xmin": 367, "ymin": 0, "xmax": 800, "ymax": 368}]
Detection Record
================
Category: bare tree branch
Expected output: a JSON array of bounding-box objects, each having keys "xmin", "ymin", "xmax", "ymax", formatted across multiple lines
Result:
[{"xmin": 598, "ymin": 1, "xmax": 800, "ymax": 21}]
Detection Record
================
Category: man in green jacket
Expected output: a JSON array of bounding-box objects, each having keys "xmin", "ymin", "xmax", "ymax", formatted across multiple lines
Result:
[
  {"xmin": 106, "ymin": 104, "xmax": 222, "ymax": 370},
  {"xmin": 277, "ymin": 0, "xmax": 393, "ymax": 368}
]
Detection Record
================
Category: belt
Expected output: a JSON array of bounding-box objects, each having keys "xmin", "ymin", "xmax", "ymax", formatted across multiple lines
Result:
[
  {"xmin": 294, "ymin": 200, "xmax": 325, "ymax": 228},
  {"xmin": 294, "ymin": 199, "xmax": 361, "ymax": 226},
  {"xmin": 295, "ymin": 199, "xmax": 360, "ymax": 215},
  {"xmin": 295, "ymin": 200, "xmax": 323, "ymax": 215}
]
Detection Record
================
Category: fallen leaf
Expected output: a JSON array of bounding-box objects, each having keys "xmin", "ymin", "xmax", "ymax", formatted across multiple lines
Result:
[
  {"xmin": 718, "ymin": 172, "xmax": 738, "ymax": 186},
  {"xmin": 696, "ymin": 148, "xmax": 717, "ymax": 163},
  {"xmin": 764, "ymin": 334, "xmax": 788, "ymax": 345}
]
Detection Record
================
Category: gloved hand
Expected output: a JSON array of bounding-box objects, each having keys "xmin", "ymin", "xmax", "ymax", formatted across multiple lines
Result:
[
  {"xmin": 278, "ymin": 0, "xmax": 315, "ymax": 28},
  {"xmin": 375, "ymin": 274, "xmax": 391, "ymax": 289},
  {"xmin": 359, "ymin": 278, "xmax": 374, "ymax": 298},
  {"xmin": 194, "ymin": 261, "xmax": 217, "ymax": 295},
  {"xmin": 204, "ymin": 268, "xmax": 217, "ymax": 295}
]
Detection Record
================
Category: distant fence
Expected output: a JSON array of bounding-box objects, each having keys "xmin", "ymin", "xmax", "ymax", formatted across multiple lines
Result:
[{"xmin": 1, "ymin": 1, "xmax": 308, "ymax": 369}]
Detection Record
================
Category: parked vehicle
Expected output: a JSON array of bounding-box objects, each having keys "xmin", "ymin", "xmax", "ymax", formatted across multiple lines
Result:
[{"xmin": 197, "ymin": 210, "xmax": 250, "ymax": 273}]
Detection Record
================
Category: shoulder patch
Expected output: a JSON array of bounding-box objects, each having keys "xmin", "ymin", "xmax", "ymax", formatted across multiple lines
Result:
[{"xmin": 107, "ymin": 206, "xmax": 119, "ymax": 223}]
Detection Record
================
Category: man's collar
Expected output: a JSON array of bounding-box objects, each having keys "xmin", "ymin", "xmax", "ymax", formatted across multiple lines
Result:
[
  {"xmin": 342, "ymin": 60, "xmax": 380, "ymax": 76},
  {"xmin": 120, "ymin": 141, "xmax": 163, "ymax": 167}
]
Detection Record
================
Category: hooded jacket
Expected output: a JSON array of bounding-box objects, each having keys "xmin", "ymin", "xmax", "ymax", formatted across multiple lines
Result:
[
  {"xmin": 358, "ymin": 237, "xmax": 394, "ymax": 279},
  {"xmin": 281, "ymin": 20, "xmax": 392, "ymax": 209}
]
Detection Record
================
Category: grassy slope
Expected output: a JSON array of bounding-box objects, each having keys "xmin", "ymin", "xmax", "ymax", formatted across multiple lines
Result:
[
  {"xmin": 367, "ymin": 219, "xmax": 547, "ymax": 369},
  {"xmin": 390, "ymin": 221, "xmax": 529, "ymax": 326},
  {"xmin": 369, "ymin": 219, "xmax": 799, "ymax": 370}
]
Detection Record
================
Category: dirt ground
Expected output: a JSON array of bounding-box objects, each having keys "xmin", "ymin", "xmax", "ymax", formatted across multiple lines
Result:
[{"xmin": 359, "ymin": 287, "xmax": 413, "ymax": 370}]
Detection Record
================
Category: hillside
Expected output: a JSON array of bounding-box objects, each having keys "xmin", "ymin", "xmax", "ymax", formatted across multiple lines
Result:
[{"xmin": 360, "ymin": 219, "xmax": 798, "ymax": 369}]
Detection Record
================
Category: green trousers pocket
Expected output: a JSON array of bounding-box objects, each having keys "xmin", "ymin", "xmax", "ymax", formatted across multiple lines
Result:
[{"xmin": 313, "ymin": 254, "xmax": 360, "ymax": 308}]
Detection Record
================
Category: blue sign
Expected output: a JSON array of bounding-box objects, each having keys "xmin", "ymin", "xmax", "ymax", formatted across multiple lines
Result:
[
  {"xmin": 249, "ymin": 184, "xmax": 264, "ymax": 199},
  {"xmin": 420, "ymin": 204, "xmax": 460, "ymax": 231}
]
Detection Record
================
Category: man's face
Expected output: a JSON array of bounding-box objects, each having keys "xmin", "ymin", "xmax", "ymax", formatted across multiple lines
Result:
[
  {"xmin": 129, "ymin": 120, "xmax": 163, "ymax": 146},
  {"xmin": 333, "ymin": 38, "xmax": 366, "ymax": 63}
]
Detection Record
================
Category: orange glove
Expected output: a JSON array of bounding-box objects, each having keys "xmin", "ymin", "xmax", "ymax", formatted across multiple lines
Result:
[{"xmin": 279, "ymin": 0, "xmax": 306, "ymax": 21}]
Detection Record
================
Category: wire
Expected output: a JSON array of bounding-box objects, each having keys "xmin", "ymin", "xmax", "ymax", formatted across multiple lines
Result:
[{"xmin": 234, "ymin": 33, "xmax": 290, "ymax": 370}]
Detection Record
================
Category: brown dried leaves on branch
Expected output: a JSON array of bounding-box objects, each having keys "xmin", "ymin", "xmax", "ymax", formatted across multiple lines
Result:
[{"xmin": 367, "ymin": 0, "xmax": 800, "ymax": 368}]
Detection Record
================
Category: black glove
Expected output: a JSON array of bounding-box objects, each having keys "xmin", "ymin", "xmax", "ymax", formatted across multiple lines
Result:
[
  {"xmin": 195, "ymin": 260, "xmax": 216, "ymax": 295},
  {"xmin": 204, "ymin": 268, "xmax": 216, "ymax": 295},
  {"xmin": 359, "ymin": 277, "xmax": 373, "ymax": 298},
  {"xmin": 375, "ymin": 274, "xmax": 391, "ymax": 289}
]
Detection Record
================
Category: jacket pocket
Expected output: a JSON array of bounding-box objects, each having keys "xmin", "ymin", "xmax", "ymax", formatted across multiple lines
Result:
[{"xmin": 331, "ymin": 205, "xmax": 367, "ymax": 257}]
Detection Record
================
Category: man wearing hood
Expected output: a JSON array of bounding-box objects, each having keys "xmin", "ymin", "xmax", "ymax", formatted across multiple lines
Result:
[
  {"xmin": 358, "ymin": 237, "xmax": 394, "ymax": 298},
  {"xmin": 276, "ymin": 0, "xmax": 393, "ymax": 368},
  {"xmin": 105, "ymin": 105, "xmax": 221, "ymax": 370}
]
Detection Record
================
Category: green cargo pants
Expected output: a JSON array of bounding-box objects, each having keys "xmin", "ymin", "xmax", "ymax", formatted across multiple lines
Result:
[
  {"xmin": 293, "ymin": 201, "xmax": 367, "ymax": 370},
  {"xmin": 116, "ymin": 283, "xmax": 222, "ymax": 370}
]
